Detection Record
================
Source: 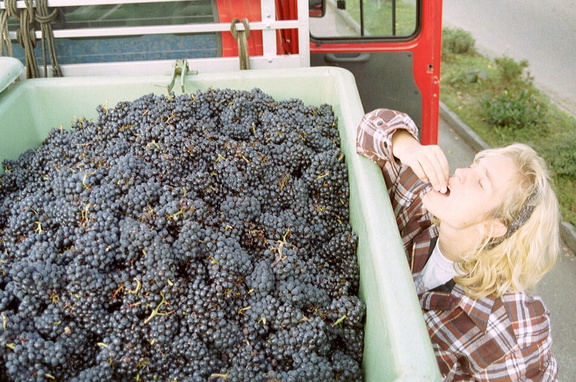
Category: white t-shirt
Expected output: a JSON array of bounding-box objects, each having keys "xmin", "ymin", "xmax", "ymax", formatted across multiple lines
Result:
[{"xmin": 418, "ymin": 241, "xmax": 458, "ymax": 293}]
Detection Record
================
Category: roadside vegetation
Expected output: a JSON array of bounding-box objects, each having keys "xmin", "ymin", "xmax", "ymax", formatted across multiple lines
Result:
[{"xmin": 441, "ymin": 28, "xmax": 576, "ymax": 226}]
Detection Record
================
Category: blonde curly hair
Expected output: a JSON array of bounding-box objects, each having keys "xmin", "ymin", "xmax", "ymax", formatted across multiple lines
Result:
[{"xmin": 454, "ymin": 143, "xmax": 560, "ymax": 298}]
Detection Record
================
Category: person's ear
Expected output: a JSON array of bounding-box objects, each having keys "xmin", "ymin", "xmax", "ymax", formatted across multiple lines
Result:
[{"xmin": 480, "ymin": 219, "xmax": 508, "ymax": 239}]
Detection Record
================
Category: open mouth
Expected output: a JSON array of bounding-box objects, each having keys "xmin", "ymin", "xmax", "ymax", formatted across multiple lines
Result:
[{"xmin": 439, "ymin": 184, "xmax": 451, "ymax": 197}]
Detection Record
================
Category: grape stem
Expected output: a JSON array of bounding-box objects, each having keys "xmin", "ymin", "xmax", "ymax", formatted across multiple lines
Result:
[
  {"xmin": 143, "ymin": 293, "xmax": 174, "ymax": 324},
  {"xmin": 332, "ymin": 314, "xmax": 347, "ymax": 327}
]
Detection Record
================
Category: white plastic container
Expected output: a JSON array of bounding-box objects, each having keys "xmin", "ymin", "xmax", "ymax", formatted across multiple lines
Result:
[{"xmin": 0, "ymin": 66, "xmax": 442, "ymax": 381}]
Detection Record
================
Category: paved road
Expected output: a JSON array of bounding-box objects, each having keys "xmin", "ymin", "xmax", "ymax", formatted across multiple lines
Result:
[{"xmin": 442, "ymin": 0, "xmax": 576, "ymax": 116}]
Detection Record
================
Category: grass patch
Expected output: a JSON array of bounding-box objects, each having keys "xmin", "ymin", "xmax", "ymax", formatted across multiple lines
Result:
[{"xmin": 441, "ymin": 28, "xmax": 576, "ymax": 226}]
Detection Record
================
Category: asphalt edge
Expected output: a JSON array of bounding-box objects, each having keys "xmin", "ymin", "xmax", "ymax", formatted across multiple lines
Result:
[{"xmin": 439, "ymin": 102, "xmax": 576, "ymax": 255}]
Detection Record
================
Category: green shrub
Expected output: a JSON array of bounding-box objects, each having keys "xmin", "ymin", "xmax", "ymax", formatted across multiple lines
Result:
[
  {"xmin": 447, "ymin": 68, "xmax": 490, "ymax": 87},
  {"xmin": 442, "ymin": 28, "xmax": 476, "ymax": 55},
  {"xmin": 494, "ymin": 56, "xmax": 530, "ymax": 82},
  {"xmin": 547, "ymin": 129, "xmax": 576, "ymax": 177},
  {"xmin": 482, "ymin": 89, "xmax": 547, "ymax": 129}
]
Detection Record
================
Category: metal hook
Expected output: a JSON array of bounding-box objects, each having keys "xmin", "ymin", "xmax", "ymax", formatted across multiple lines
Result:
[{"xmin": 166, "ymin": 59, "xmax": 196, "ymax": 93}]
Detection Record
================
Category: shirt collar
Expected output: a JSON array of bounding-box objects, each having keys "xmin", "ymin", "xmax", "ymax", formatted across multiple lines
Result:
[
  {"xmin": 455, "ymin": 286, "xmax": 501, "ymax": 332},
  {"xmin": 420, "ymin": 284, "xmax": 501, "ymax": 332}
]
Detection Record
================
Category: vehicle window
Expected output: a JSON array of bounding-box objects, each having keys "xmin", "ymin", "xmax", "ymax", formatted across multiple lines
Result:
[
  {"xmin": 309, "ymin": 0, "xmax": 418, "ymax": 38},
  {"xmin": 4, "ymin": 0, "xmax": 219, "ymax": 65},
  {"xmin": 51, "ymin": 1, "xmax": 215, "ymax": 29}
]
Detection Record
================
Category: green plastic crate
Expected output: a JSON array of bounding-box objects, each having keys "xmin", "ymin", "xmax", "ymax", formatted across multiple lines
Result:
[{"xmin": 0, "ymin": 66, "xmax": 442, "ymax": 381}]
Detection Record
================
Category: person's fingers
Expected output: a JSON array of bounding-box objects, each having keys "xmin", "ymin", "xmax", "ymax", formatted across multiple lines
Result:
[
  {"xmin": 409, "ymin": 160, "xmax": 429, "ymax": 184},
  {"xmin": 431, "ymin": 146, "xmax": 450, "ymax": 191},
  {"xmin": 436, "ymin": 147, "xmax": 450, "ymax": 180},
  {"xmin": 418, "ymin": 157, "xmax": 443, "ymax": 192},
  {"xmin": 416, "ymin": 146, "xmax": 449, "ymax": 193},
  {"xmin": 401, "ymin": 145, "xmax": 450, "ymax": 193}
]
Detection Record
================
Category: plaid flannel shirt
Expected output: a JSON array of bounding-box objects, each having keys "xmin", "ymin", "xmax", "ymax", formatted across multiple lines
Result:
[{"xmin": 356, "ymin": 108, "xmax": 558, "ymax": 381}]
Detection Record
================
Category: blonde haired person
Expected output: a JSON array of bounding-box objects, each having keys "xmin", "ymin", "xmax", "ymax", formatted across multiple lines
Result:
[{"xmin": 356, "ymin": 108, "xmax": 559, "ymax": 381}]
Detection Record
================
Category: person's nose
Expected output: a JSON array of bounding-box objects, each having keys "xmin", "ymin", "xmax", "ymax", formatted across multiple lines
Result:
[
  {"xmin": 454, "ymin": 167, "xmax": 465, "ymax": 182},
  {"xmin": 454, "ymin": 167, "xmax": 476, "ymax": 184}
]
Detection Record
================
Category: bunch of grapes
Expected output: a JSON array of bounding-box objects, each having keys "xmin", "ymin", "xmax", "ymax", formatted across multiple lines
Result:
[{"xmin": 0, "ymin": 88, "xmax": 365, "ymax": 381}]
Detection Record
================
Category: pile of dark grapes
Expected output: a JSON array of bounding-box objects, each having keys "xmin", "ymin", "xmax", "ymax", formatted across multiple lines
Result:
[{"xmin": 0, "ymin": 88, "xmax": 365, "ymax": 381}]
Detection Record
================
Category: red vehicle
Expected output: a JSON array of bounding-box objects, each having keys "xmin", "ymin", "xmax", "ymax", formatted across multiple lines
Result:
[
  {"xmin": 2, "ymin": 0, "xmax": 442, "ymax": 143},
  {"xmin": 308, "ymin": 0, "xmax": 443, "ymax": 145}
]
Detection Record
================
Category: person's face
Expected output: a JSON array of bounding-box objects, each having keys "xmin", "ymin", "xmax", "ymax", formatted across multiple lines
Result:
[{"xmin": 423, "ymin": 154, "xmax": 518, "ymax": 232}]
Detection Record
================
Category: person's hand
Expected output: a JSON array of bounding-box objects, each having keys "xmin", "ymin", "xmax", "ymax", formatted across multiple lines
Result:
[{"xmin": 392, "ymin": 130, "xmax": 450, "ymax": 193}]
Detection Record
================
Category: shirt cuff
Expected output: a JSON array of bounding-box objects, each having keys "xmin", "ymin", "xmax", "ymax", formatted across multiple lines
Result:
[{"xmin": 356, "ymin": 108, "xmax": 419, "ymax": 163}]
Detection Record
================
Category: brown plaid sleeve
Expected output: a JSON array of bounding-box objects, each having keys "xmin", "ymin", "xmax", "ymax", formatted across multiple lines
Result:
[
  {"xmin": 356, "ymin": 108, "xmax": 419, "ymax": 169},
  {"xmin": 356, "ymin": 108, "xmax": 434, "ymax": 259}
]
